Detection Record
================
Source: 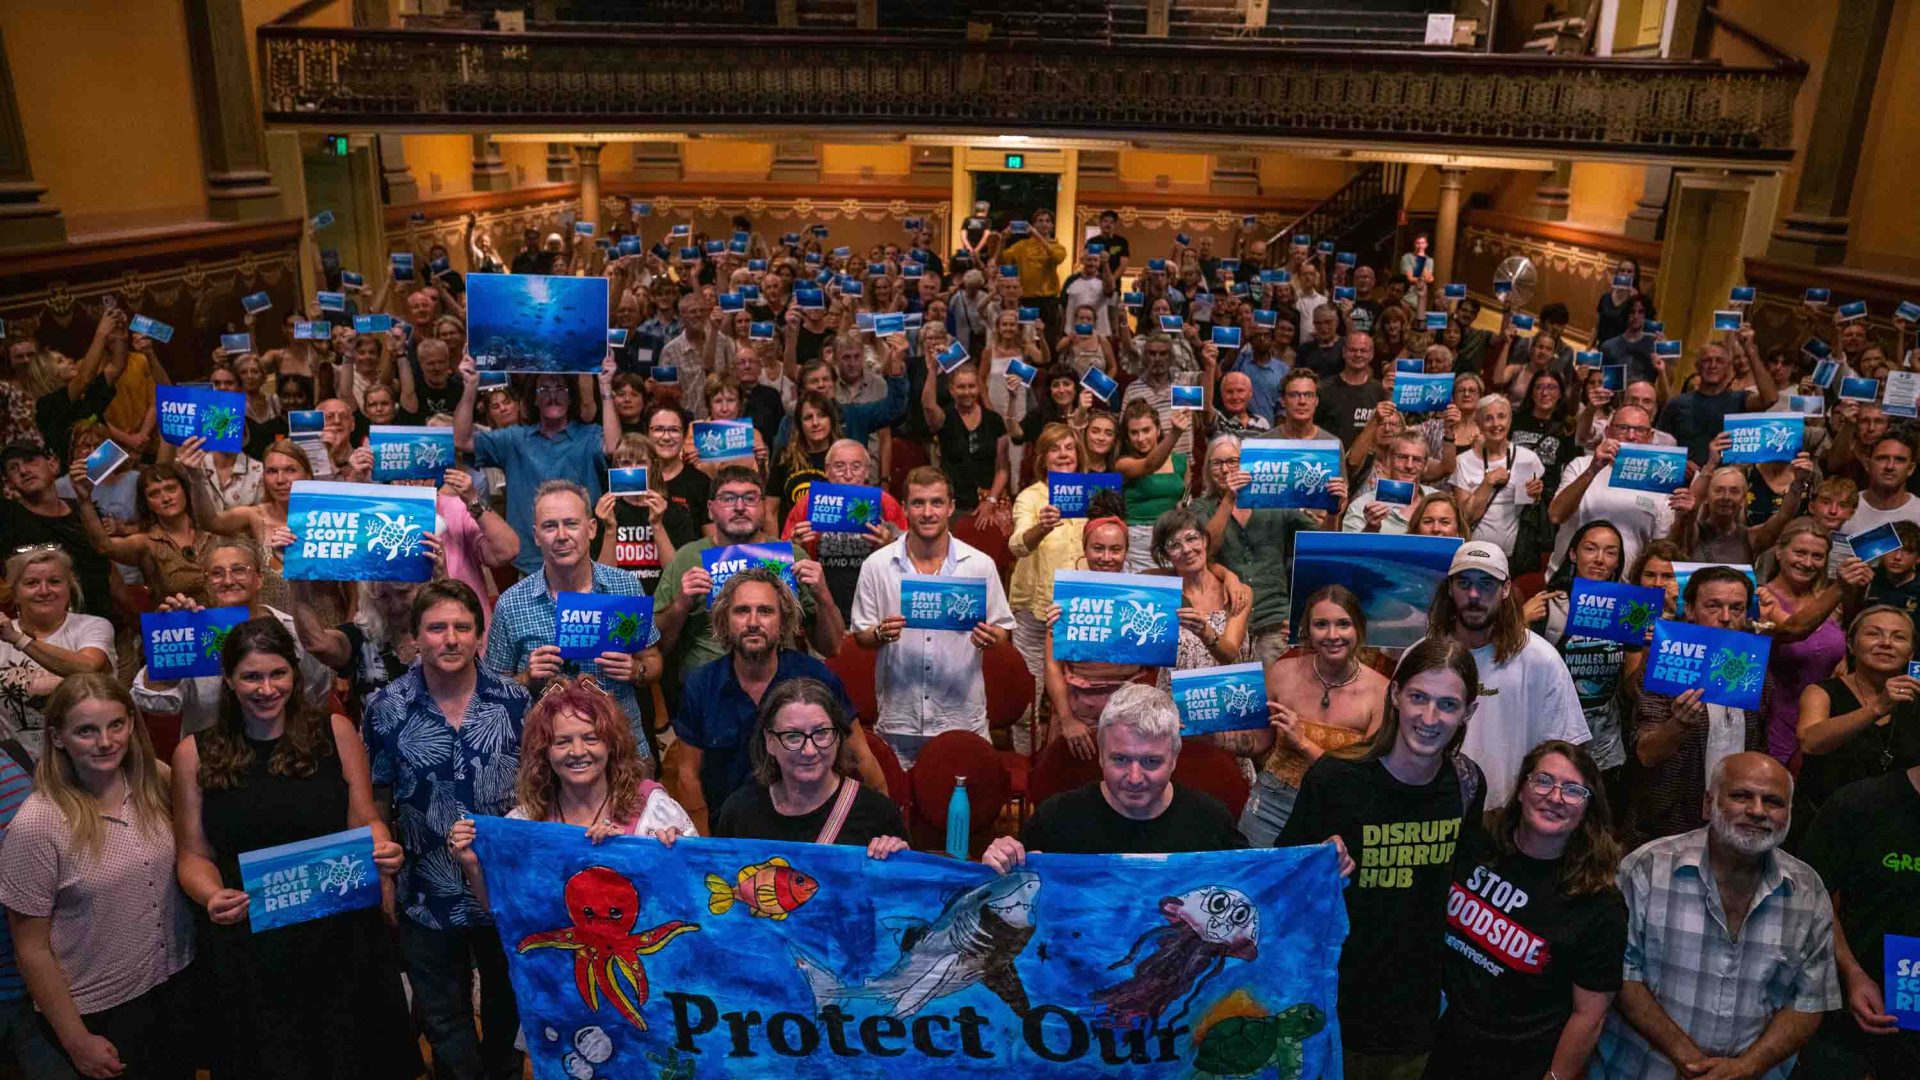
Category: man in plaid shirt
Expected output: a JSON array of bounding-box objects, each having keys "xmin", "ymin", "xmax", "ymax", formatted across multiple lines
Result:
[{"xmin": 1596, "ymin": 752, "xmax": 1840, "ymax": 1079}]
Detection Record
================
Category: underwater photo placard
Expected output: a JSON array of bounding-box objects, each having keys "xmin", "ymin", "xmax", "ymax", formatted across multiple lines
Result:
[{"xmin": 468, "ymin": 274, "xmax": 612, "ymax": 374}]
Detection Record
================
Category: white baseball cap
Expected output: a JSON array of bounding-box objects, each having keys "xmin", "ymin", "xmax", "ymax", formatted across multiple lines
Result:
[{"xmin": 1448, "ymin": 541, "xmax": 1510, "ymax": 582}]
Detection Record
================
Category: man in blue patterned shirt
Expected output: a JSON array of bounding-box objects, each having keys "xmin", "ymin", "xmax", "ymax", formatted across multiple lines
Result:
[{"xmin": 364, "ymin": 579, "xmax": 531, "ymax": 1080}]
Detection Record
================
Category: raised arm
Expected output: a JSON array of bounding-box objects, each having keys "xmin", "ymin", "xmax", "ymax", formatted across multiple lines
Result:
[{"xmin": 453, "ymin": 355, "xmax": 480, "ymax": 454}]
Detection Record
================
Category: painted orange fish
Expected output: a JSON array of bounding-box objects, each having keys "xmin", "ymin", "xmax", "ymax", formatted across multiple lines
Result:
[{"xmin": 705, "ymin": 856, "xmax": 818, "ymax": 920}]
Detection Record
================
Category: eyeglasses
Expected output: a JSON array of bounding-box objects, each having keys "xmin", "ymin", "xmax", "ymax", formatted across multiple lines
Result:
[
  {"xmin": 535, "ymin": 387, "xmax": 570, "ymax": 400},
  {"xmin": 538, "ymin": 674, "xmax": 611, "ymax": 702},
  {"xmin": 1526, "ymin": 772, "xmax": 1592, "ymax": 804},
  {"xmin": 1284, "ymin": 390, "xmax": 1318, "ymax": 400},
  {"xmin": 767, "ymin": 727, "xmax": 840, "ymax": 751},
  {"xmin": 714, "ymin": 491, "xmax": 762, "ymax": 507}
]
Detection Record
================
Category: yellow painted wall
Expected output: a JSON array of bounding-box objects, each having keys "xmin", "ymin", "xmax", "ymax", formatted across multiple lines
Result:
[
  {"xmin": 1253, "ymin": 153, "xmax": 1355, "ymax": 199},
  {"xmin": 497, "ymin": 142, "xmax": 550, "ymax": 188},
  {"xmin": 1117, "ymin": 149, "xmax": 1210, "ymax": 192},
  {"xmin": 1706, "ymin": 1, "xmax": 1837, "ymax": 236},
  {"xmin": 405, "ymin": 135, "xmax": 476, "ymax": 197},
  {"xmin": 682, "ymin": 140, "xmax": 773, "ymax": 178},
  {"xmin": 3, "ymin": 0, "xmax": 207, "ymax": 234},
  {"xmin": 1847, "ymin": 0, "xmax": 1920, "ymax": 277},
  {"xmin": 1567, "ymin": 163, "xmax": 1645, "ymax": 231},
  {"xmin": 821, "ymin": 144, "xmax": 913, "ymax": 180}
]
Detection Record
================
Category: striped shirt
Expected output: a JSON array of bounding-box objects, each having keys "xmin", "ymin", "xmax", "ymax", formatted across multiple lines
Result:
[
  {"xmin": 0, "ymin": 751, "xmax": 31, "ymax": 1002},
  {"xmin": 1594, "ymin": 826, "xmax": 1839, "ymax": 1080}
]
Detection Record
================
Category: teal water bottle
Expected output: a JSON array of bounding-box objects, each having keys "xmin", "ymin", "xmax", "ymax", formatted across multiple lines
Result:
[{"xmin": 946, "ymin": 776, "xmax": 971, "ymax": 859}]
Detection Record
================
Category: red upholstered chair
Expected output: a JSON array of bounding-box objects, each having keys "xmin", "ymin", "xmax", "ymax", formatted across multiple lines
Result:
[
  {"xmin": 982, "ymin": 641, "xmax": 1038, "ymax": 819},
  {"xmin": 822, "ymin": 642, "xmax": 878, "ymax": 727},
  {"xmin": 861, "ymin": 726, "xmax": 912, "ymax": 817},
  {"xmin": 948, "ymin": 516, "xmax": 1014, "ymax": 590},
  {"xmin": 1026, "ymin": 735, "xmax": 1102, "ymax": 812},
  {"xmin": 906, "ymin": 731, "xmax": 1011, "ymax": 858},
  {"xmin": 887, "ymin": 437, "xmax": 931, "ymax": 498},
  {"xmin": 1173, "ymin": 741, "xmax": 1252, "ymax": 820}
]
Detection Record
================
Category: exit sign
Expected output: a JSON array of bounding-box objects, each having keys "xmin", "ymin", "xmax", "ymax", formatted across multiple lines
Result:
[{"xmin": 1004, "ymin": 153, "xmax": 1025, "ymax": 170}]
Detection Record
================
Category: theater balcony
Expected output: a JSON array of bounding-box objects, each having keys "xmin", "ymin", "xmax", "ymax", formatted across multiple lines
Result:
[{"xmin": 256, "ymin": 0, "xmax": 1803, "ymax": 166}]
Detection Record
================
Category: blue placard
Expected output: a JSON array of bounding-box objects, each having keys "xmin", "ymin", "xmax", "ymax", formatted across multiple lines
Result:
[
  {"xmin": 1017, "ymin": 306, "xmax": 1039, "ymax": 325},
  {"xmin": 1787, "ymin": 395, "xmax": 1825, "ymax": 415},
  {"xmin": 1122, "ymin": 291, "xmax": 1145, "ymax": 307},
  {"xmin": 1288, "ymin": 532, "xmax": 1462, "ymax": 649},
  {"xmin": 1010, "ymin": 221, "xmax": 1030, "ymax": 236},
  {"xmin": 1565, "ymin": 578, "xmax": 1666, "ymax": 646},
  {"xmin": 84, "ymin": 439, "xmax": 130, "ymax": 485},
  {"xmin": 1375, "ymin": 479, "xmax": 1415, "ymax": 506},
  {"xmin": 704, "ymin": 241, "xmax": 725, "ymax": 256},
  {"xmin": 873, "ymin": 313, "xmax": 905, "ymax": 336},
  {"xmin": 1443, "ymin": 283, "xmax": 1467, "ymax": 299},
  {"xmin": 796, "ymin": 289, "xmax": 825, "ymax": 311},
  {"xmin": 678, "ymin": 246, "xmax": 699, "ymax": 261},
  {"xmin": 1171, "ymin": 662, "xmax": 1269, "ymax": 735},
  {"xmin": 1575, "ymin": 351, "xmax": 1603, "ymax": 367},
  {"xmin": 693, "ymin": 420, "xmax": 755, "ymax": 462},
  {"xmin": 1423, "ymin": 311, "xmax": 1448, "ymax": 331},
  {"xmin": 390, "ymin": 252, "xmax": 415, "ymax": 280},
  {"xmin": 1713, "ymin": 310, "xmax": 1743, "ymax": 332},
  {"xmin": 619, "ymin": 237, "xmax": 642, "ymax": 257},
  {"xmin": 1394, "ymin": 358, "xmax": 1426, "ymax": 374},
  {"xmin": 1840, "ymin": 376, "xmax": 1880, "ymax": 402},
  {"xmin": 900, "ymin": 574, "xmax": 989, "ymax": 633},
  {"xmin": 750, "ymin": 321, "xmax": 776, "ymax": 341},
  {"xmin": 291, "ymin": 320, "xmax": 329, "ymax": 341},
  {"xmin": 1393, "ymin": 372, "xmax": 1453, "ymax": 413},
  {"xmin": 1731, "ymin": 286, "xmax": 1756, "ymax": 304},
  {"xmin": 609, "ymin": 466, "xmax": 649, "ymax": 495},
  {"xmin": 127, "ymin": 314, "xmax": 174, "ymax": 343},
  {"xmin": 1051, "ymin": 570, "xmax": 1182, "ymax": 667},
  {"xmin": 720, "ymin": 293, "xmax": 744, "ymax": 312},
  {"xmin": 1609, "ymin": 445, "xmax": 1688, "ymax": 494},
  {"xmin": 316, "ymin": 291, "xmax": 346, "ymax": 312},
  {"xmin": 1079, "ymin": 366, "xmax": 1117, "ymax": 403},
  {"xmin": 369, "ymin": 425, "xmax": 456, "ymax": 483},
  {"xmin": 1887, "ymin": 933, "xmax": 1920, "ymax": 1031},
  {"xmin": 1252, "ymin": 309, "xmax": 1278, "ymax": 329},
  {"xmin": 468, "ymin": 274, "xmax": 612, "ymax": 374},
  {"xmin": 1812, "ymin": 358, "xmax": 1839, "ymax": 387},
  {"xmin": 1512, "ymin": 314, "xmax": 1536, "ymax": 332},
  {"xmin": 1722, "ymin": 413, "xmax": 1803, "ymax": 464},
  {"xmin": 1654, "ymin": 340, "xmax": 1682, "ymax": 358},
  {"xmin": 806, "ymin": 483, "xmax": 884, "ymax": 534},
  {"xmin": 287, "ymin": 409, "xmax": 324, "ymax": 437},
  {"xmin": 607, "ymin": 328, "xmax": 629, "ymax": 347},
  {"xmin": 1898, "ymin": 301, "xmax": 1920, "ymax": 324},
  {"xmin": 284, "ymin": 481, "xmax": 436, "ymax": 583},
  {"xmin": 555, "ymin": 592, "xmax": 656, "ymax": 659},
  {"xmin": 841, "ymin": 280, "xmax": 863, "ymax": 298},
  {"xmin": 1805, "ymin": 287, "xmax": 1831, "ymax": 305},
  {"xmin": 156, "ymin": 386, "xmax": 246, "ymax": 451},
  {"xmin": 573, "ymin": 221, "xmax": 595, "ymax": 237},
  {"xmin": 1171, "ymin": 385, "xmax": 1204, "ymax": 410},
  {"xmin": 220, "ymin": 332, "xmax": 253, "ymax": 355},
  {"xmin": 1839, "ymin": 300, "xmax": 1868, "ymax": 321},
  {"xmin": 1645, "ymin": 321, "xmax": 1665, "ymax": 334},
  {"xmin": 1334, "ymin": 286, "xmax": 1356, "ymax": 302},
  {"xmin": 904, "ymin": 313, "xmax": 923, "ymax": 330},
  {"xmin": 141, "ymin": 606, "xmax": 250, "ymax": 681},
  {"xmin": 936, "ymin": 341, "xmax": 969, "ymax": 374},
  {"xmin": 1211, "ymin": 325, "xmax": 1242, "ymax": 348},
  {"xmin": 901, "ymin": 263, "xmax": 923, "ymax": 279},
  {"xmin": 700, "ymin": 542, "xmax": 797, "ymax": 610},
  {"xmin": 1848, "ymin": 523, "xmax": 1905, "ymax": 565},
  {"xmin": 1612, "ymin": 273, "xmax": 1634, "ymax": 288},
  {"xmin": 1241, "ymin": 439, "xmax": 1342, "ymax": 510},
  {"xmin": 352, "ymin": 314, "xmax": 392, "ymax": 335},
  {"xmin": 1006, "ymin": 357, "xmax": 1038, "ymax": 385},
  {"xmin": 855, "ymin": 313, "xmax": 876, "ymax": 334},
  {"xmin": 1644, "ymin": 620, "xmax": 1772, "ymax": 711},
  {"xmin": 1336, "ymin": 251, "xmax": 1357, "ymax": 266},
  {"xmin": 310, "ymin": 210, "xmax": 334, "ymax": 230},
  {"xmin": 341, "ymin": 271, "xmax": 365, "ymax": 290},
  {"xmin": 241, "ymin": 291, "xmax": 272, "ymax": 315},
  {"xmin": 1046, "ymin": 472, "xmax": 1122, "ymax": 517},
  {"xmin": 1158, "ymin": 315, "xmax": 1184, "ymax": 332},
  {"xmin": 237, "ymin": 826, "xmax": 379, "ymax": 934},
  {"xmin": 1260, "ymin": 269, "xmax": 1290, "ymax": 284}
]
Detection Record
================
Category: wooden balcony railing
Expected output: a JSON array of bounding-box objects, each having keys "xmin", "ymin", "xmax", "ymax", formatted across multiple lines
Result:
[{"xmin": 256, "ymin": 26, "xmax": 1803, "ymax": 163}]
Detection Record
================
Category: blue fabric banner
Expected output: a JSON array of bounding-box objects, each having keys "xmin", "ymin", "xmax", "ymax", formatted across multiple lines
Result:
[
  {"xmin": 140, "ymin": 606, "xmax": 251, "ymax": 680},
  {"xmin": 369, "ymin": 425, "xmax": 456, "ymax": 482},
  {"xmin": 236, "ymin": 826, "xmax": 379, "ymax": 933},
  {"xmin": 1288, "ymin": 532, "xmax": 1461, "ymax": 650},
  {"xmin": 1609, "ymin": 445, "xmax": 1688, "ymax": 494},
  {"xmin": 157, "ymin": 385, "xmax": 246, "ymax": 451},
  {"xmin": 693, "ymin": 420, "xmax": 756, "ymax": 462},
  {"xmin": 468, "ymin": 274, "xmax": 612, "ymax": 374},
  {"xmin": 1565, "ymin": 578, "xmax": 1666, "ymax": 646},
  {"xmin": 283, "ymin": 481, "xmax": 436, "ymax": 582},
  {"xmin": 1888, "ymin": 933, "xmax": 1920, "ymax": 1031},
  {"xmin": 1644, "ymin": 620, "xmax": 1772, "ymax": 711},
  {"xmin": 701, "ymin": 543, "xmax": 797, "ymax": 610},
  {"xmin": 1170, "ymin": 663, "xmax": 1269, "ymax": 735},
  {"xmin": 1046, "ymin": 472, "xmax": 1123, "ymax": 517},
  {"xmin": 1721, "ymin": 413, "xmax": 1803, "ymax": 464},
  {"xmin": 555, "ymin": 593, "xmax": 657, "ymax": 660},
  {"xmin": 1239, "ymin": 440, "xmax": 1342, "ymax": 511},
  {"xmin": 471, "ymin": 817, "xmax": 1346, "ymax": 1079},
  {"xmin": 807, "ymin": 483, "xmax": 885, "ymax": 534},
  {"xmin": 1050, "ymin": 570, "xmax": 1182, "ymax": 667},
  {"xmin": 901, "ymin": 574, "xmax": 988, "ymax": 632},
  {"xmin": 1391, "ymin": 373, "xmax": 1453, "ymax": 413}
]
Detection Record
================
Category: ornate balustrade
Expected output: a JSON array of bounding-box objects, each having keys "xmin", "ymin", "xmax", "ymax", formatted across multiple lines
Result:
[{"xmin": 258, "ymin": 27, "xmax": 1801, "ymax": 164}]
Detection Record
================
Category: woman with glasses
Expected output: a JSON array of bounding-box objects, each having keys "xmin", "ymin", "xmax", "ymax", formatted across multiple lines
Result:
[
  {"xmin": 708, "ymin": 677, "xmax": 907, "ymax": 852},
  {"xmin": 0, "ymin": 549, "xmax": 114, "ymax": 761},
  {"xmin": 1149, "ymin": 506, "xmax": 1252, "ymax": 690},
  {"xmin": 1424, "ymin": 740, "xmax": 1625, "ymax": 1080},
  {"xmin": 637, "ymin": 403, "xmax": 712, "ymax": 546},
  {"xmin": 1527, "ymin": 521, "xmax": 1632, "ymax": 815},
  {"xmin": 1452, "ymin": 395, "xmax": 1545, "ymax": 558}
]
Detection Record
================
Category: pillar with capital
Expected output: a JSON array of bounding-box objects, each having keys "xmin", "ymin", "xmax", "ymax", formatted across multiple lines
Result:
[
  {"xmin": 472, "ymin": 136, "xmax": 512, "ymax": 192},
  {"xmin": 1530, "ymin": 161, "xmax": 1571, "ymax": 223},
  {"xmin": 184, "ymin": 0, "xmax": 282, "ymax": 221},
  {"xmin": 1433, "ymin": 166, "xmax": 1469, "ymax": 284},
  {"xmin": 574, "ymin": 144, "xmax": 603, "ymax": 232},
  {"xmin": 0, "ymin": 28, "xmax": 64, "ymax": 247},
  {"xmin": 1767, "ymin": 0, "xmax": 1894, "ymax": 265}
]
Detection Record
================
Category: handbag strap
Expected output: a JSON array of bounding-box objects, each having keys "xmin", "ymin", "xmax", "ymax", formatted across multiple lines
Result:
[{"xmin": 813, "ymin": 778, "xmax": 861, "ymax": 846}]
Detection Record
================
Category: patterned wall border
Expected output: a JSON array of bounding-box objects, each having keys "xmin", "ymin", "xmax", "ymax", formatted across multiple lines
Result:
[
  {"xmin": 386, "ymin": 193, "xmax": 586, "ymax": 274},
  {"xmin": 1458, "ymin": 215, "xmax": 1661, "ymax": 344}
]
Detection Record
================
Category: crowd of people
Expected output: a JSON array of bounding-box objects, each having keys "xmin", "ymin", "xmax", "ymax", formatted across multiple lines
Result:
[{"xmin": 0, "ymin": 203, "xmax": 1912, "ymax": 1080}]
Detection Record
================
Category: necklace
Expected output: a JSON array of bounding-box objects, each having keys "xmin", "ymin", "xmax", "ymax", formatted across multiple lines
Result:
[{"xmin": 1311, "ymin": 657, "xmax": 1361, "ymax": 709}]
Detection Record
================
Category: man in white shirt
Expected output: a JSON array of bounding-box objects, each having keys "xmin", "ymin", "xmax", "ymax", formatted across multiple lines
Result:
[
  {"xmin": 1059, "ymin": 248, "xmax": 1114, "ymax": 337},
  {"xmin": 850, "ymin": 466, "xmax": 1015, "ymax": 767},
  {"xmin": 1839, "ymin": 431, "xmax": 1920, "ymax": 535},
  {"xmin": 1423, "ymin": 542, "xmax": 1590, "ymax": 806},
  {"xmin": 1342, "ymin": 430, "xmax": 1438, "ymax": 534},
  {"xmin": 1549, "ymin": 404, "xmax": 1680, "ymax": 575}
]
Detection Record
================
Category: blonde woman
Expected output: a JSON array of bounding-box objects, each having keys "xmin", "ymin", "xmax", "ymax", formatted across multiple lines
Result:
[
  {"xmin": 0, "ymin": 675, "xmax": 194, "ymax": 1078},
  {"xmin": 1008, "ymin": 423, "xmax": 1092, "ymax": 748},
  {"xmin": 0, "ymin": 549, "xmax": 114, "ymax": 760}
]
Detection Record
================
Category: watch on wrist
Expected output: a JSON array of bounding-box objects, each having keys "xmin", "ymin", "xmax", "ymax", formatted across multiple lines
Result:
[{"xmin": 467, "ymin": 499, "xmax": 488, "ymax": 517}]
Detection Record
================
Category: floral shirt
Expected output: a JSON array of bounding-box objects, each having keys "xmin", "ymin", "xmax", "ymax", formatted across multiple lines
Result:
[{"xmin": 362, "ymin": 665, "xmax": 529, "ymax": 930}]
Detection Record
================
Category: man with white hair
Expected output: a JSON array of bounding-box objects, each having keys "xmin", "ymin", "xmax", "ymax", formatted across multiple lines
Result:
[
  {"xmin": 980, "ymin": 683, "xmax": 1248, "ymax": 862},
  {"xmin": 1549, "ymin": 403, "xmax": 1681, "ymax": 575},
  {"xmin": 782, "ymin": 438, "xmax": 904, "ymax": 617},
  {"xmin": 1596, "ymin": 752, "xmax": 1839, "ymax": 1080}
]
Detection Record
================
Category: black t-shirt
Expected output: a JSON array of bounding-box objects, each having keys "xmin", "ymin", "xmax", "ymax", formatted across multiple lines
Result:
[
  {"xmin": 712, "ymin": 778, "xmax": 906, "ymax": 847},
  {"xmin": 1278, "ymin": 754, "xmax": 1485, "ymax": 1055},
  {"xmin": 1793, "ymin": 678, "xmax": 1920, "ymax": 843},
  {"xmin": 658, "ymin": 465, "xmax": 711, "ymax": 539},
  {"xmin": 771, "ymin": 450, "xmax": 828, "ymax": 517},
  {"xmin": 0, "ymin": 503, "xmax": 112, "ymax": 619},
  {"xmin": 795, "ymin": 324, "xmax": 835, "ymax": 368},
  {"xmin": 610, "ymin": 499, "xmax": 685, "ymax": 594},
  {"xmin": 1022, "ymin": 783, "xmax": 1247, "ymax": 855},
  {"xmin": 1295, "ymin": 339, "xmax": 1344, "ymax": 381},
  {"xmin": 1511, "ymin": 413, "xmax": 1578, "ymax": 492},
  {"xmin": 36, "ymin": 376, "xmax": 115, "ymax": 460},
  {"xmin": 1434, "ymin": 829, "xmax": 1626, "ymax": 1073},
  {"xmin": 936, "ymin": 407, "xmax": 1007, "ymax": 511},
  {"xmin": 1101, "ymin": 234, "xmax": 1131, "ymax": 272},
  {"xmin": 337, "ymin": 622, "xmax": 409, "ymax": 705},
  {"xmin": 247, "ymin": 417, "xmax": 287, "ymax": 460},
  {"xmin": 1315, "ymin": 376, "xmax": 1383, "ymax": 449},
  {"xmin": 743, "ymin": 385, "xmax": 785, "ymax": 451},
  {"xmin": 1349, "ymin": 300, "xmax": 1381, "ymax": 337},
  {"xmin": 400, "ymin": 376, "xmax": 462, "ymax": 423}
]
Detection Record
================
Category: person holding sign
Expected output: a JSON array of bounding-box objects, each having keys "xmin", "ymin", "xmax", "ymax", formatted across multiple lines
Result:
[
  {"xmin": 1549, "ymin": 404, "xmax": 1680, "ymax": 578},
  {"xmin": 0, "ymin": 549, "xmax": 114, "ymax": 761},
  {"xmin": 1038, "ymin": 515, "xmax": 1150, "ymax": 760},
  {"xmin": 1007, "ymin": 426, "xmax": 1102, "ymax": 730},
  {"xmin": 1789, "ymin": 605, "xmax": 1920, "ymax": 842},
  {"xmin": 1672, "ymin": 434, "xmax": 1810, "ymax": 567},
  {"xmin": 1115, "ymin": 400, "xmax": 1194, "ymax": 572},
  {"xmin": 1451, "ymin": 395, "xmax": 1545, "ymax": 557},
  {"xmin": 1343, "ymin": 429, "xmax": 1440, "ymax": 535},
  {"xmin": 1755, "ymin": 520, "xmax": 1872, "ymax": 764},
  {"xmin": 1527, "ymin": 521, "xmax": 1633, "ymax": 816},
  {"xmin": 0, "ymin": 675, "xmax": 194, "ymax": 1079},
  {"xmin": 783, "ymin": 438, "xmax": 903, "ymax": 618},
  {"xmin": 0, "ymin": 442, "xmax": 113, "ymax": 622},
  {"xmin": 920, "ymin": 354, "xmax": 1010, "ymax": 526},
  {"xmin": 1656, "ymin": 333, "xmax": 1777, "ymax": 465},
  {"xmin": 171, "ymin": 619, "xmax": 419, "ymax": 1078}
]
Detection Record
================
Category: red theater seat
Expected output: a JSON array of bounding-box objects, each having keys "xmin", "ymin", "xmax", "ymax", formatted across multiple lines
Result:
[
  {"xmin": 1173, "ymin": 740, "xmax": 1251, "ymax": 820},
  {"xmin": 906, "ymin": 731, "xmax": 1011, "ymax": 858}
]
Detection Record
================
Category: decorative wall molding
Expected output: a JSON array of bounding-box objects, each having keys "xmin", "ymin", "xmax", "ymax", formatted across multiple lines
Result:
[{"xmin": 1743, "ymin": 256, "xmax": 1920, "ymax": 359}]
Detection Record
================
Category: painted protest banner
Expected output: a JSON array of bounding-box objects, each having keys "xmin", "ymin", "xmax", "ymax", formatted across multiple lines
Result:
[
  {"xmin": 1888, "ymin": 933, "xmax": 1920, "ymax": 1031},
  {"xmin": 1239, "ymin": 440, "xmax": 1342, "ymax": 511},
  {"xmin": 555, "ymin": 593, "xmax": 657, "ymax": 660},
  {"xmin": 701, "ymin": 543, "xmax": 797, "ymax": 610},
  {"xmin": 157, "ymin": 385, "xmax": 246, "ymax": 452},
  {"xmin": 1609, "ymin": 445, "xmax": 1688, "ymax": 494},
  {"xmin": 1051, "ymin": 570, "xmax": 1182, "ymax": 667},
  {"xmin": 471, "ymin": 817, "xmax": 1346, "ymax": 1080},
  {"xmin": 1722, "ymin": 414, "xmax": 1803, "ymax": 464},
  {"xmin": 1170, "ymin": 663, "xmax": 1269, "ymax": 736},
  {"xmin": 806, "ymin": 483, "xmax": 884, "ymax": 534},
  {"xmin": 901, "ymin": 574, "xmax": 989, "ymax": 633},
  {"xmin": 1392, "ymin": 373, "xmax": 1453, "ymax": 413},
  {"xmin": 141, "ymin": 606, "xmax": 251, "ymax": 681},
  {"xmin": 369, "ymin": 425, "xmax": 456, "ymax": 483},
  {"xmin": 1288, "ymin": 532, "xmax": 1462, "ymax": 650},
  {"xmin": 1565, "ymin": 578, "xmax": 1666, "ymax": 646},
  {"xmin": 1047, "ymin": 472, "xmax": 1122, "ymax": 517},
  {"xmin": 468, "ymin": 274, "xmax": 612, "ymax": 374},
  {"xmin": 693, "ymin": 420, "xmax": 755, "ymax": 463},
  {"xmin": 237, "ymin": 826, "xmax": 379, "ymax": 933},
  {"xmin": 284, "ymin": 481, "xmax": 435, "ymax": 583},
  {"xmin": 1644, "ymin": 620, "xmax": 1772, "ymax": 711}
]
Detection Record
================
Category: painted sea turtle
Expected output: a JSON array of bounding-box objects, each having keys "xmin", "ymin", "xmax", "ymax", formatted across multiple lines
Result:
[{"xmin": 1190, "ymin": 1002, "xmax": 1326, "ymax": 1080}]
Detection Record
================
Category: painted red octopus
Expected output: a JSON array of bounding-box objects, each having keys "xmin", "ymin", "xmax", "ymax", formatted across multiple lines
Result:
[{"xmin": 516, "ymin": 866, "xmax": 700, "ymax": 1030}]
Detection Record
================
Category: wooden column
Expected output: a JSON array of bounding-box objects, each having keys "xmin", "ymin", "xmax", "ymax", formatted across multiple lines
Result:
[
  {"xmin": 376, "ymin": 135, "xmax": 418, "ymax": 204},
  {"xmin": 1433, "ymin": 166, "xmax": 1468, "ymax": 284},
  {"xmin": 0, "ymin": 28, "xmax": 63, "ymax": 247},
  {"xmin": 1623, "ymin": 165, "xmax": 1672, "ymax": 242},
  {"xmin": 1530, "ymin": 161, "xmax": 1572, "ymax": 222},
  {"xmin": 574, "ymin": 144, "xmax": 603, "ymax": 231},
  {"xmin": 183, "ymin": 0, "xmax": 282, "ymax": 221},
  {"xmin": 472, "ymin": 136, "xmax": 512, "ymax": 192}
]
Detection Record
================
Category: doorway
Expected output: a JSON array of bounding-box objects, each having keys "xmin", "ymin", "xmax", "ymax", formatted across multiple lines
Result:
[{"xmin": 971, "ymin": 171, "xmax": 1059, "ymax": 228}]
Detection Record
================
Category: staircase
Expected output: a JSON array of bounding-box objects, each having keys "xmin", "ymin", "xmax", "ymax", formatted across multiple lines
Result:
[{"xmin": 1268, "ymin": 162, "xmax": 1405, "ymax": 269}]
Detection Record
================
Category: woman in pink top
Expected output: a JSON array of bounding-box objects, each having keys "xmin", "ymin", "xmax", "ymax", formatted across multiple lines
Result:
[{"xmin": 1757, "ymin": 519, "xmax": 1873, "ymax": 763}]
